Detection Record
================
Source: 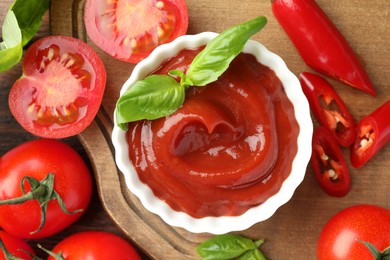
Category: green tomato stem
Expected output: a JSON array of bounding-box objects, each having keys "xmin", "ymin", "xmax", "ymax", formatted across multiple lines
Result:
[
  {"xmin": 0, "ymin": 239, "xmax": 26, "ymax": 260},
  {"xmin": 37, "ymin": 244, "xmax": 64, "ymax": 260},
  {"xmin": 0, "ymin": 173, "xmax": 83, "ymax": 234},
  {"xmin": 358, "ymin": 240, "xmax": 390, "ymax": 260}
]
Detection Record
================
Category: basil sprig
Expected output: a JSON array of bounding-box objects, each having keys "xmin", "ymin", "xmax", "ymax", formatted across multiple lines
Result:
[
  {"xmin": 0, "ymin": 0, "xmax": 50, "ymax": 72},
  {"xmin": 115, "ymin": 16, "xmax": 267, "ymax": 130},
  {"xmin": 196, "ymin": 234, "xmax": 266, "ymax": 260}
]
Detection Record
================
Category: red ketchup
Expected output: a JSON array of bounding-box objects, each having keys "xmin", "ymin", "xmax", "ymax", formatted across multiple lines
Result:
[{"xmin": 126, "ymin": 48, "xmax": 299, "ymax": 218}]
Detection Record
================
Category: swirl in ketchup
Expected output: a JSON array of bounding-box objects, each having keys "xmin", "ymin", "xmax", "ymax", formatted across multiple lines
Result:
[{"xmin": 126, "ymin": 48, "xmax": 299, "ymax": 218}]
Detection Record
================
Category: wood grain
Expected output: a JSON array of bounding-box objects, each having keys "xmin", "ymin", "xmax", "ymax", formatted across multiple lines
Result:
[{"xmin": 51, "ymin": 0, "xmax": 390, "ymax": 259}]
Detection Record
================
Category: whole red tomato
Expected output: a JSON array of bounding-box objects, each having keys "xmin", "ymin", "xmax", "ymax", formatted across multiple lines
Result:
[
  {"xmin": 0, "ymin": 139, "xmax": 92, "ymax": 239},
  {"xmin": 0, "ymin": 230, "xmax": 35, "ymax": 260},
  {"xmin": 317, "ymin": 204, "xmax": 390, "ymax": 260},
  {"xmin": 47, "ymin": 231, "xmax": 141, "ymax": 260}
]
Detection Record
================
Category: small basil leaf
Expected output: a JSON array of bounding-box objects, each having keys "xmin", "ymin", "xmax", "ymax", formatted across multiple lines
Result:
[
  {"xmin": 169, "ymin": 69, "xmax": 194, "ymax": 88},
  {"xmin": 186, "ymin": 16, "xmax": 267, "ymax": 86},
  {"xmin": 11, "ymin": 0, "xmax": 51, "ymax": 46},
  {"xmin": 196, "ymin": 234, "xmax": 257, "ymax": 260},
  {"xmin": 237, "ymin": 248, "xmax": 266, "ymax": 260},
  {"xmin": 0, "ymin": 11, "xmax": 23, "ymax": 72},
  {"xmin": 115, "ymin": 75, "xmax": 185, "ymax": 130}
]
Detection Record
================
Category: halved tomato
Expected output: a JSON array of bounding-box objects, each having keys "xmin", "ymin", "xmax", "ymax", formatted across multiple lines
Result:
[
  {"xmin": 8, "ymin": 35, "xmax": 106, "ymax": 139},
  {"xmin": 84, "ymin": 0, "xmax": 189, "ymax": 63}
]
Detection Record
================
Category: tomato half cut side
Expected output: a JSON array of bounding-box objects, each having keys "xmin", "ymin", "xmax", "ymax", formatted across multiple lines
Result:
[
  {"xmin": 311, "ymin": 126, "xmax": 351, "ymax": 197},
  {"xmin": 8, "ymin": 36, "xmax": 106, "ymax": 139},
  {"xmin": 84, "ymin": 0, "xmax": 189, "ymax": 63}
]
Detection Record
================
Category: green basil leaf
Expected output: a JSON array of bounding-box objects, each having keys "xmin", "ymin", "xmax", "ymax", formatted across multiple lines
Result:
[
  {"xmin": 196, "ymin": 234, "xmax": 257, "ymax": 260},
  {"xmin": 169, "ymin": 69, "xmax": 194, "ymax": 87},
  {"xmin": 11, "ymin": 0, "xmax": 51, "ymax": 46},
  {"xmin": 115, "ymin": 75, "xmax": 185, "ymax": 130},
  {"xmin": 237, "ymin": 248, "xmax": 266, "ymax": 260},
  {"xmin": 0, "ymin": 10, "xmax": 23, "ymax": 72},
  {"xmin": 114, "ymin": 16, "xmax": 268, "ymax": 127},
  {"xmin": 186, "ymin": 16, "xmax": 267, "ymax": 86}
]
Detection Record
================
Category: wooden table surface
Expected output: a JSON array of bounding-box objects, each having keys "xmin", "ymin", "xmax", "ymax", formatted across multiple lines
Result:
[
  {"xmin": 0, "ymin": 1, "xmax": 147, "ymax": 258},
  {"xmin": 1, "ymin": 0, "xmax": 389, "ymax": 259}
]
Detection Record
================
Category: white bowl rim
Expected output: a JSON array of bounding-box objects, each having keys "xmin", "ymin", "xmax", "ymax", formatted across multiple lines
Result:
[{"xmin": 112, "ymin": 32, "xmax": 313, "ymax": 234}]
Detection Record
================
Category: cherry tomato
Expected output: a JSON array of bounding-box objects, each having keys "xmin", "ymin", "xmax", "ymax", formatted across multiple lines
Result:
[
  {"xmin": 0, "ymin": 139, "xmax": 92, "ymax": 239},
  {"xmin": 311, "ymin": 127, "xmax": 351, "ymax": 197},
  {"xmin": 0, "ymin": 230, "xmax": 35, "ymax": 260},
  {"xmin": 8, "ymin": 36, "xmax": 106, "ymax": 139},
  {"xmin": 47, "ymin": 231, "xmax": 141, "ymax": 260},
  {"xmin": 317, "ymin": 204, "xmax": 390, "ymax": 260},
  {"xmin": 84, "ymin": 0, "xmax": 188, "ymax": 63}
]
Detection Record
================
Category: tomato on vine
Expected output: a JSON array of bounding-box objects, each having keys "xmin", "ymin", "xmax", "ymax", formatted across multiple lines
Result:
[
  {"xmin": 317, "ymin": 204, "xmax": 390, "ymax": 260},
  {"xmin": 0, "ymin": 139, "xmax": 92, "ymax": 239}
]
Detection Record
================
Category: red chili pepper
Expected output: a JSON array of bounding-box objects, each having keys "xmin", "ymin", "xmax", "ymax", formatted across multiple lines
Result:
[
  {"xmin": 350, "ymin": 99, "xmax": 390, "ymax": 168},
  {"xmin": 299, "ymin": 72, "xmax": 356, "ymax": 147},
  {"xmin": 272, "ymin": 0, "xmax": 376, "ymax": 96},
  {"xmin": 311, "ymin": 126, "xmax": 351, "ymax": 197}
]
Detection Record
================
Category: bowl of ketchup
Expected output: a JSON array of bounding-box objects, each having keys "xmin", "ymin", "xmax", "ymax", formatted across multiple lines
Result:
[{"xmin": 112, "ymin": 32, "xmax": 313, "ymax": 234}]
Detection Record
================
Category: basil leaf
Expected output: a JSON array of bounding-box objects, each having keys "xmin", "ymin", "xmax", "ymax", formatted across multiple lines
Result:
[
  {"xmin": 114, "ymin": 16, "xmax": 268, "ymax": 127},
  {"xmin": 169, "ymin": 69, "xmax": 194, "ymax": 87},
  {"xmin": 196, "ymin": 234, "xmax": 258, "ymax": 260},
  {"xmin": 115, "ymin": 75, "xmax": 185, "ymax": 130},
  {"xmin": 11, "ymin": 0, "xmax": 51, "ymax": 46},
  {"xmin": 0, "ymin": 11, "xmax": 23, "ymax": 72},
  {"xmin": 237, "ymin": 248, "xmax": 266, "ymax": 260},
  {"xmin": 186, "ymin": 16, "xmax": 267, "ymax": 86}
]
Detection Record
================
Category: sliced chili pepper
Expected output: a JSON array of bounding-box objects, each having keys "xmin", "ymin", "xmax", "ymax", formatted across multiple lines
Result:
[
  {"xmin": 299, "ymin": 72, "xmax": 357, "ymax": 147},
  {"xmin": 311, "ymin": 126, "xmax": 351, "ymax": 197},
  {"xmin": 350, "ymin": 99, "xmax": 390, "ymax": 168},
  {"xmin": 272, "ymin": 0, "xmax": 376, "ymax": 96}
]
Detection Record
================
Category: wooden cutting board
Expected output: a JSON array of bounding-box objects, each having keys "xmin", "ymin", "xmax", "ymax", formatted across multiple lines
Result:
[{"xmin": 50, "ymin": 0, "xmax": 390, "ymax": 259}]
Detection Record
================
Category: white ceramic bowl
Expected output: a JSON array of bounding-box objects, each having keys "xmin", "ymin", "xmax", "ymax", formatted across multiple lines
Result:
[{"xmin": 112, "ymin": 32, "xmax": 313, "ymax": 234}]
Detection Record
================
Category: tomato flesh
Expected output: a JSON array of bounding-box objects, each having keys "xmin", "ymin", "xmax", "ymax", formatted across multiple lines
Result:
[
  {"xmin": 84, "ymin": 0, "xmax": 188, "ymax": 63},
  {"xmin": 9, "ymin": 36, "xmax": 106, "ymax": 138}
]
